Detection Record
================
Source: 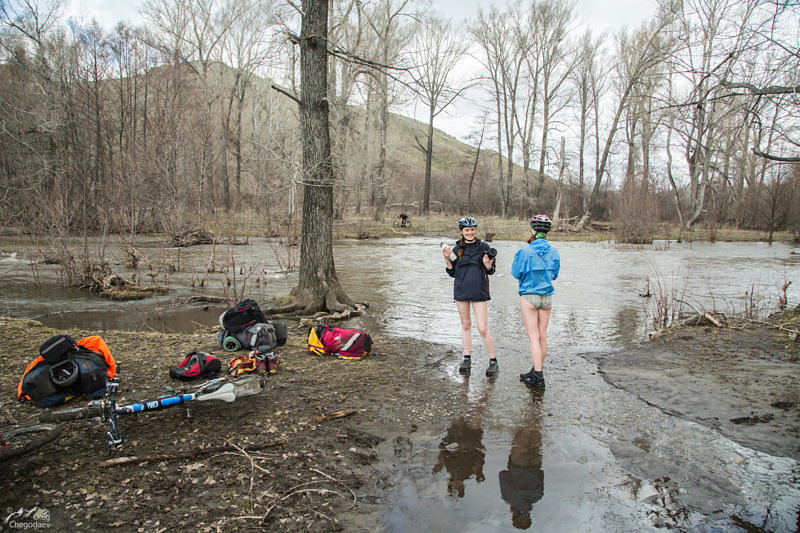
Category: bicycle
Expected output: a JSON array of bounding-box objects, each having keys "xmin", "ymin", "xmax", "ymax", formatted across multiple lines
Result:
[
  {"xmin": 0, "ymin": 423, "xmax": 63, "ymax": 463},
  {"xmin": 39, "ymin": 374, "xmax": 265, "ymax": 449},
  {"xmin": 392, "ymin": 215, "xmax": 411, "ymax": 229}
]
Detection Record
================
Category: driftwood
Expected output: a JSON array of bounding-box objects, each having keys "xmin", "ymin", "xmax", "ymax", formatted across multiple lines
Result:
[
  {"xmin": 99, "ymin": 439, "xmax": 288, "ymax": 467},
  {"xmin": 171, "ymin": 228, "xmax": 216, "ymax": 247},
  {"xmin": 187, "ymin": 295, "xmax": 226, "ymax": 304},
  {"xmin": 648, "ymin": 312, "xmax": 727, "ymax": 339},
  {"xmin": 170, "ymin": 228, "xmax": 247, "ymax": 248},
  {"xmin": 740, "ymin": 317, "xmax": 800, "ymax": 339},
  {"xmin": 702, "ymin": 312, "xmax": 724, "ymax": 328},
  {"xmin": 93, "ymin": 273, "xmax": 168, "ymax": 301},
  {"xmin": 311, "ymin": 409, "xmax": 358, "ymax": 422}
]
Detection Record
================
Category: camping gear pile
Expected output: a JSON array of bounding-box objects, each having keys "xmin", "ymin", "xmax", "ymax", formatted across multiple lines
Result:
[{"xmin": 17, "ymin": 297, "xmax": 374, "ymax": 408}]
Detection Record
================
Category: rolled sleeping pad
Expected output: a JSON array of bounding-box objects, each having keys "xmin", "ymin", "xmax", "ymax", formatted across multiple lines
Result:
[{"xmin": 222, "ymin": 336, "xmax": 242, "ymax": 352}]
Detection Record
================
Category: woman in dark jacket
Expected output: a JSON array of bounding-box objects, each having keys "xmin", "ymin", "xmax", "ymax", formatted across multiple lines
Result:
[{"xmin": 442, "ymin": 216, "xmax": 498, "ymax": 376}]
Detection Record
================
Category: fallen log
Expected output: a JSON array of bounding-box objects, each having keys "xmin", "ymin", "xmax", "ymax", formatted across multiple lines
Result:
[{"xmin": 312, "ymin": 409, "xmax": 358, "ymax": 423}]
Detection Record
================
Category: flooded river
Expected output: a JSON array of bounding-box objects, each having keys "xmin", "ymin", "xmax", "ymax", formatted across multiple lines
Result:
[{"xmin": 2, "ymin": 235, "xmax": 799, "ymax": 531}]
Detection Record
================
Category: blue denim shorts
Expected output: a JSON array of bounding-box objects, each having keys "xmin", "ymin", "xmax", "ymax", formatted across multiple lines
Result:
[{"xmin": 521, "ymin": 294, "xmax": 552, "ymax": 309}]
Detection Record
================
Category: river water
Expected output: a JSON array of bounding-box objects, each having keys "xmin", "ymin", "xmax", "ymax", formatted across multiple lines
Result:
[{"xmin": 2, "ymin": 236, "xmax": 799, "ymax": 531}]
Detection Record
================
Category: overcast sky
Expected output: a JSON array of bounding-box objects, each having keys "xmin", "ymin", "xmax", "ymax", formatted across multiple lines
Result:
[
  {"xmin": 63, "ymin": 0, "xmax": 658, "ymax": 141},
  {"xmin": 65, "ymin": 0, "xmax": 656, "ymax": 33}
]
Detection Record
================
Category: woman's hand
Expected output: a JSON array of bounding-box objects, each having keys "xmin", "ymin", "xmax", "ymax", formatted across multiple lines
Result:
[
  {"xmin": 442, "ymin": 246, "xmax": 453, "ymax": 260},
  {"xmin": 482, "ymin": 254, "xmax": 494, "ymax": 269}
]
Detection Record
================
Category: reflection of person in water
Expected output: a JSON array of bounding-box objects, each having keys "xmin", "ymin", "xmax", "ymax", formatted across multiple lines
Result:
[
  {"xmin": 432, "ymin": 413, "xmax": 486, "ymax": 497},
  {"xmin": 499, "ymin": 406, "xmax": 544, "ymax": 529},
  {"xmin": 432, "ymin": 385, "xmax": 491, "ymax": 497}
]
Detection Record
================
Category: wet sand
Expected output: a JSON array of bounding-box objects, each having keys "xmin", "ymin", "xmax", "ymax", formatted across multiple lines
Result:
[{"xmin": 586, "ymin": 317, "xmax": 800, "ymax": 462}]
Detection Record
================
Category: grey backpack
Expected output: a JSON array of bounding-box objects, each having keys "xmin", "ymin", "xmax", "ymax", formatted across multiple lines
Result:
[{"xmin": 218, "ymin": 321, "xmax": 287, "ymax": 352}]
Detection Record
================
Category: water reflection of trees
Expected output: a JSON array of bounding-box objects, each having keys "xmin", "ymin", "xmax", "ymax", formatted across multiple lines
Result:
[
  {"xmin": 499, "ymin": 403, "xmax": 544, "ymax": 530},
  {"xmin": 432, "ymin": 385, "xmax": 491, "ymax": 498}
]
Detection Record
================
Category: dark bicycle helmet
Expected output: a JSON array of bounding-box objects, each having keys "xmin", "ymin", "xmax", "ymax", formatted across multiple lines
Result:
[
  {"xmin": 50, "ymin": 358, "xmax": 79, "ymax": 388},
  {"xmin": 458, "ymin": 216, "xmax": 478, "ymax": 229},
  {"xmin": 530, "ymin": 214, "xmax": 552, "ymax": 234}
]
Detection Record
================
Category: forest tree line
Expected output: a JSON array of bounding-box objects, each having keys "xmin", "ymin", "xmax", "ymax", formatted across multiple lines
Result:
[{"xmin": 0, "ymin": 0, "xmax": 798, "ymax": 244}]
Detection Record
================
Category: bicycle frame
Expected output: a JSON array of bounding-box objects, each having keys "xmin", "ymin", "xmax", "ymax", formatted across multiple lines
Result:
[{"xmin": 45, "ymin": 375, "xmax": 265, "ymax": 449}]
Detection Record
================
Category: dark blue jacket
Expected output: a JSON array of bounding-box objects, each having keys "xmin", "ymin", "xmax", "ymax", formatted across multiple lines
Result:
[{"xmin": 446, "ymin": 239, "xmax": 495, "ymax": 302}]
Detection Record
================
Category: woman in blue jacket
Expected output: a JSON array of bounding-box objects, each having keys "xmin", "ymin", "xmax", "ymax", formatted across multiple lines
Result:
[
  {"xmin": 442, "ymin": 216, "xmax": 498, "ymax": 376},
  {"xmin": 511, "ymin": 215, "xmax": 560, "ymax": 390}
]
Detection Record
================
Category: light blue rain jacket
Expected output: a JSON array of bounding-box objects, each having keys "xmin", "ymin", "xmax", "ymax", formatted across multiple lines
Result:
[{"xmin": 511, "ymin": 239, "xmax": 560, "ymax": 296}]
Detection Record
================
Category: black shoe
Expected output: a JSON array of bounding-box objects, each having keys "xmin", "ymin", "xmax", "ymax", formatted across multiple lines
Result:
[
  {"xmin": 519, "ymin": 367, "xmax": 535, "ymax": 381},
  {"xmin": 523, "ymin": 371, "xmax": 545, "ymax": 390},
  {"xmin": 458, "ymin": 356, "xmax": 471, "ymax": 374},
  {"xmin": 485, "ymin": 359, "xmax": 498, "ymax": 376}
]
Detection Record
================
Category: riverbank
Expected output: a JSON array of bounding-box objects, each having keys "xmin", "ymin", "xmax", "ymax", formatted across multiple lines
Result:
[
  {"xmin": 1, "ymin": 310, "xmax": 799, "ymax": 531},
  {"xmin": 5, "ymin": 215, "xmax": 793, "ymax": 246},
  {"xmin": 335, "ymin": 215, "xmax": 797, "ymax": 244}
]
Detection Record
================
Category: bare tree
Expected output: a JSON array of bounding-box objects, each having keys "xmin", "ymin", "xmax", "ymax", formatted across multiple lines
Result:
[
  {"xmin": 532, "ymin": 0, "xmax": 575, "ymax": 200},
  {"xmin": 407, "ymin": 14, "xmax": 469, "ymax": 214},
  {"xmin": 569, "ymin": 29, "xmax": 606, "ymax": 215},
  {"xmin": 665, "ymin": 0, "xmax": 761, "ymax": 231},
  {"xmin": 358, "ymin": 0, "xmax": 414, "ymax": 221},
  {"xmin": 578, "ymin": 5, "xmax": 676, "ymax": 229},
  {"xmin": 217, "ymin": 0, "xmax": 278, "ymax": 210},
  {"xmin": 717, "ymin": 1, "xmax": 800, "ymax": 163},
  {"xmin": 472, "ymin": 6, "xmax": 524, "ymax": 217}
]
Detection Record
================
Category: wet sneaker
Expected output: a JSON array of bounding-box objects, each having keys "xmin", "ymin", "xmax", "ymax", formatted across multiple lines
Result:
[
  {"xmin": 523, "ymin": 371, "xmax": 545, "ymax": 390},
  {"xmin": 519, "ymin": 368, "xmax": 535, "ymax": 381},
  {"xmin": 485, "ymin": 359, "xmax": 498, "ymax": 376},
  {"xmin": 458, "ymin": 356, "xmax": 471, "ymax": 374}
]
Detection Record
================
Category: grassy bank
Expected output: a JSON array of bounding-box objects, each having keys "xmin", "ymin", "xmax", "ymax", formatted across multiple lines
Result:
[{"xmin": 331, "ymin": 214, "xmax": 796, "ymax": 244}]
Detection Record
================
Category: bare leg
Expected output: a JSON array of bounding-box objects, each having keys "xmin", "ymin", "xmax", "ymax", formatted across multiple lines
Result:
[
  {"xmin": 537, "ymin": 306, "xmax": 552, "ymax": 366},
  {"xmin": 520, "ymin": 297, "xmax": 544, "ymax": 371},
  {"xmin": 471, "ymin": 301, "xmax": 496, "ymax": 359},
  {"xmin": 456, "ymin": 300, "xmax": 472, "ymax": 356}
]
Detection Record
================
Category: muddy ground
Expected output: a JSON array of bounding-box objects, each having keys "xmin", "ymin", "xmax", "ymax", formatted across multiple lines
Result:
[
  {"xmin": 0, "ymin": 318, "xmax": 463, "ymax": 532},
  {"xmin": 1, "ymin": 311, "xmax": 799, "ymax": 532}
]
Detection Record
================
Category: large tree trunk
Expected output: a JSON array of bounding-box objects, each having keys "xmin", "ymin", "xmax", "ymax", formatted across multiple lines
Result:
[{"xmin": 290, "ymin": 0, "xmax": 354, "ymax": 313}]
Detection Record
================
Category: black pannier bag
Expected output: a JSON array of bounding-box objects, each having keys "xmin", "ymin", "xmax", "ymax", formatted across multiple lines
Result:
[
  {"xmin": 39, "ymin": 334, "xmax": 78, "ymax": 363},
  {"xmin": 219, "ymin": 299, "xmax": 267, "ymax": 333}
]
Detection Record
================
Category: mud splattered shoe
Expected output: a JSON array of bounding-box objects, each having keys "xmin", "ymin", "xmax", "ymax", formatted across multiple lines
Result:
[
  {"xmin": 523, "ymin": 371, "xmax": 545, "ymax": 390},
  {"xmin": 485, "ymin": 359, "xmax": 498, "ymax": 377},
  {"xmin": 458, "ymin": 356, "xmax": 471, "ymax": 374}
]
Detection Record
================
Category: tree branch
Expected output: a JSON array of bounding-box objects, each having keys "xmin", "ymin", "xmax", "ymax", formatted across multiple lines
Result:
[
  {"xmin": 720, "ymin": 79, "xmax": 800, "ymax": 96},
  {"xmin": 751, "ymin": 147, "xmax": 800, "ymax": 162},
  {"xmin": 270, "ymin": 81, "xmax": 300, "ymax": 105}
]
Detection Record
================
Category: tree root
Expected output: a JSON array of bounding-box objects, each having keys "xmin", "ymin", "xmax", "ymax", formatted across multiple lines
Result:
[
  {"xmin": 297, "ymin": 303, "xmax": 367, "ymax": 328},
  {"xmin": 263, "ymin": 283, "xmax": 367, "ymax": 326}
]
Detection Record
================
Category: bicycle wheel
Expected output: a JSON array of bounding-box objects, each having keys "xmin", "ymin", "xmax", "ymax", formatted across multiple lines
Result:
[
  {"xmin": 392, "ymin": 219, "xmax": 400, "ymax": 228},
  {"xmin": 0, "ymin": 424, "xmax": 62, "ymax": 463},
  {"xmin": 39, "ymin": 404, "xmax": 103, "ymax": 423}
]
